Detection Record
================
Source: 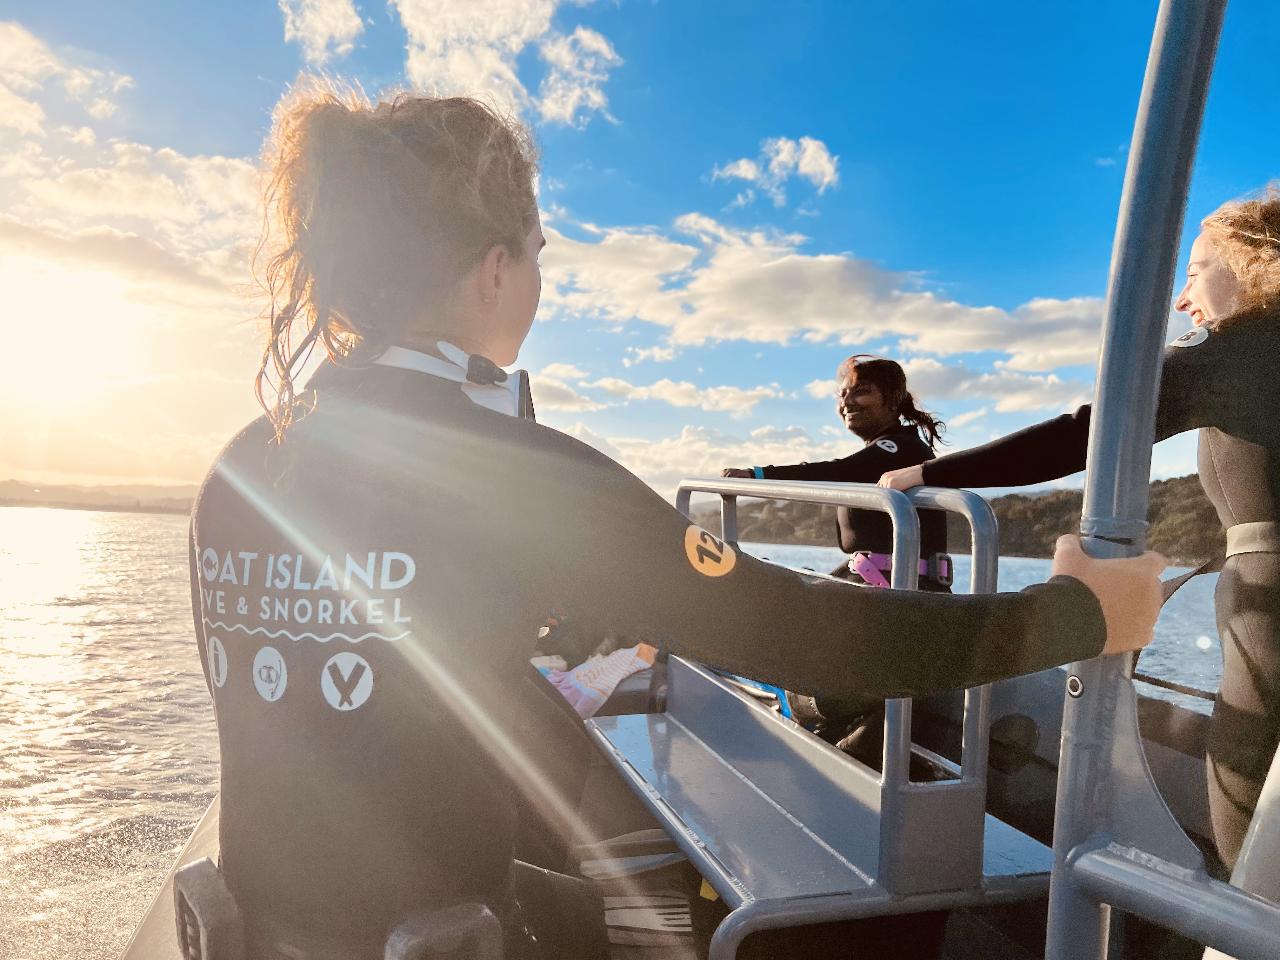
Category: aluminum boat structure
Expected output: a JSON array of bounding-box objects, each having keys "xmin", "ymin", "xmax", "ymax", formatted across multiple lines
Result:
[{"xmin": 122, "ymin": 0, "xmax": 1280, "ymax": 956}]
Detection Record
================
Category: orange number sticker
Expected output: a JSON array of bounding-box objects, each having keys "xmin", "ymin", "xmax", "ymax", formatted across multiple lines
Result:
[{"xmin": 684, "ymin": 525, "xmax": 737, "ymax": 577}]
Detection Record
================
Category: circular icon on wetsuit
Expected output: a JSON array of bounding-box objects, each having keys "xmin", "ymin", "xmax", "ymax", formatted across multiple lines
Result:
[
  {"xmin": 321, "ymin": 651, "xmax": 374, "ymax": 711},
  {"xmin": 200, "ymin": 547, "xmax": 219, "ymax": 582},
  {"xmin": 207, "ymin": 635, "xmax": 228, "ymax": 688},
  {"xmin": 684, "ymin": 525, "xmax": 737, "ymax": 578},
  {"xmin": 875, "ymin": 439, "xmax": 899, "ymax": 453},
  {"xmin": 252, "ymin": 646, "xmax": 288, "ymax": 702},
  {"xmin": 1171, "ymin": 327, "xmax": 1208, "ymax": 348}
]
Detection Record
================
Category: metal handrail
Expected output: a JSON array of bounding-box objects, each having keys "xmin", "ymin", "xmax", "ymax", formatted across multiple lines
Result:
[
  {"xmin": 1045, "ymin": 1, "xmax": 1280, "ymax": 957},
  {"xmin": 676, "ymin": 477, "xmax": 1001, "ymax": 889},
  {"xmin": 675, "ymin": 477, "xmax": 922, "ymax": 590}
]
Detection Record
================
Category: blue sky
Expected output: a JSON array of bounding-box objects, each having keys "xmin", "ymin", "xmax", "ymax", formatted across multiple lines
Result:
[{"xmin": 1, "ymin": 1, "xmax": 1277, "ymax": 493}]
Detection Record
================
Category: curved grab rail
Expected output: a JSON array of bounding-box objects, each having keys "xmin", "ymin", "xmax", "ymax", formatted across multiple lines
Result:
[
  {"xmin": 676, "ymin": 476, "xmax": 1002, "ymax": 888},
  {"xmin": 676, "ymin": 477, "xmax": 921, "ymax": 589}
]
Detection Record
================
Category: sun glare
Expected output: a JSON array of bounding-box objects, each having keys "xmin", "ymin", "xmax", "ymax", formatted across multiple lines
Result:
[{"xmin": 1, "ymin": 255, "xmax": 149, "ymax": 414}]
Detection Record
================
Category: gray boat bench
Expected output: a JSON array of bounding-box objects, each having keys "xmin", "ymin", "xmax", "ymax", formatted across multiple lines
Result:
[{"xmin": 587, "ymin": 479, "xmax": 1052, "ymax": 960}]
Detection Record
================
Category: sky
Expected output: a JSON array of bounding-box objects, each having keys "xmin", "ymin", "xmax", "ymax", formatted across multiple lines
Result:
[{"xmin": 1, "ymin": 0, "xmax": 1277, "ymax": 496}]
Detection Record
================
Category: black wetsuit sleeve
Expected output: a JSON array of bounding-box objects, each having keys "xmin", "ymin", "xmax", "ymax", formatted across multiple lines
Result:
[
  {"xmin": 762, "ymin": 439, "xmax": 922, "ymax": 483},
  {"xmin": 921, "ymin": 406, "xmax": 1093, "ymax": 488},
  {"xmin": 520, "ymin": 426, "xmax": 1106, "ymax": 701},
  {"xmin": 920, "ymin": 340, "xmax": 1214, "ymax": 489}
]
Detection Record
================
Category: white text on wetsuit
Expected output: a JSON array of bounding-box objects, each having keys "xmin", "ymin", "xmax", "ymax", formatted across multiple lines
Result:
[{"xmin": 198, "ymin": 548, "xmax": 415, "ymax": 633}]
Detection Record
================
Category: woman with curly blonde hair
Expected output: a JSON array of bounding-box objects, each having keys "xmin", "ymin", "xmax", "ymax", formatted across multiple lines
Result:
[
  {"xmin": 188, "ymin": 77, "xmax": 1163, "ymax": 957},
  {"xmin": 883, "ymin": 183, "xmax": 1280, "ymax": 871}
]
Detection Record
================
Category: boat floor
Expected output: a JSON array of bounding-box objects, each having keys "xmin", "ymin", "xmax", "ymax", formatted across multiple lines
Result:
[
  {"xmin": 124, "ymin": 670, "xmax": 1213, "ymax": 960},
  {"xmin": 125, "ymin": 799, "xmax": 1207, "ymax": 960}
]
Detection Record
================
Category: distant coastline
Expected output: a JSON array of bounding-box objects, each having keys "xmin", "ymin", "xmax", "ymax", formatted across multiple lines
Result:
[
  {"xmin": 3, "ymin": 473, "xmax": 1221, "ymax": 564},
  {"xmin": 0, "ymin": 498, "xmax": 191, "ymax": 517},
  {"xmin": 693, "ymin": 473, "xmax": 1221, "ymax": 566},
  {"xmin": 0, "ymin": 479, "xmax": 197, "ymax": 518}
]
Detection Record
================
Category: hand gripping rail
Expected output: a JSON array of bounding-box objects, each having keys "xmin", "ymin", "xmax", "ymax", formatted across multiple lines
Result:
[
  {"xmin": 1046, "ymin": 1, "xmax": 1280, "ymax": 958},
  {"xmin": 588, "ymin": 478, "xmax": 1052, "ymax": 960}
]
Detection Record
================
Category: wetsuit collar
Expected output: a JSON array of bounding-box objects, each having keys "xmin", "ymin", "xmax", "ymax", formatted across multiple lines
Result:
[
  {"xmin": 864, "ymin": 421, "xmax": 907, "ymax": 447},
  {"xmin": 372, "ymin": 343, "xmax": 524, "ymax": 418}
]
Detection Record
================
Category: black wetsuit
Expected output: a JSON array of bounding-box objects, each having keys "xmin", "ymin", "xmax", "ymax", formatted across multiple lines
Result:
[
  {"xmin": 921, "ymin": 317, "xmax": 1280, "ymax": 869},
  {"xmin": 759, "ymin": 422, "xmax": 949, "ymax": 588},
  {"xmin": 190, "ymin": 356, "xmax": 1107, "ymax": 951}
]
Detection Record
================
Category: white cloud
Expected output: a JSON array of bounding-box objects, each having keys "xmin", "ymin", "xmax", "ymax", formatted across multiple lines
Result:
[
  {"xmin": 948, "ymin": 407, "xmax": 988, "ymax": 428},
  {"xmin": 538, "ymin": 26, "xmax": 622, "ymax": 127},
  {"xmin": 749, "ymin": 425, "xmax": 811, "ymax": 444},
  {"xmin": 387, "ymin": 0, "xmax": 619, "ymax": 127},
  {"xmin": 0, "ymin": 22, "xmax": 133, "ymax": 118},
  {"xmin": 389, "ymin": 0, "xmax": 556, "ymax": 112},
  {"xmin": 279, "ymin": 0, "xmax": 365, "ymax": 65},
  {"xmin": 60, "ymin": 125, "xmax": 95, "ymax": 145},
  {"xmin": 623, "ymin": 345, "xmax": 676, "ymax": 367},
  {"xmin": 806, "ymin": 378, "xmax": 836, "ymax": 399},
  {"xmin": 540, "ymin": 362, "xmax": 588, "ymax": 381},
  {"xmin": 713, "ymin": 136, "xmax": 839, "ymax": 206},
  {"xmin": 589, "ymin": 424, "xmax": 850, "ymax": 499},
  {"xmin": 0, "ymin": 83, "xmax": 44, "ymax": 135},
  {"xmin": 532, "ymin": 376, "xmax": 608, "ymax": 411},
  {"xmin": 586, "ymin": 376, "xmax": 783, "ymax": 417},
  {"xmin": 15, "ymin": 141, "xmax": 259, "ymax": 288},
  {"xmin": 543, "ymin": 212, "xmax": 1107, "ymax": 373},
  {"xmin": 898, "ymin": 358, "xmax": 1088, "ymax": 412}
]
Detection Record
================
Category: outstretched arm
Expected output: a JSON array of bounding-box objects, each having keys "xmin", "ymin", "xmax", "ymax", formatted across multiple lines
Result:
[
  {"xmin": 520, "ymin": 424, "xmax": 1161, "ymax": 702},
  {"xmin": 880, "ymin": 333, "xmax": 1224, "ymax": 493},
  {"xmin": 914, "ymin": 406, "xmax": 1093, "ymax": 489},
  {"xmin": 726, "ymin": 436, "xmax": 927, "ymax": 485}
]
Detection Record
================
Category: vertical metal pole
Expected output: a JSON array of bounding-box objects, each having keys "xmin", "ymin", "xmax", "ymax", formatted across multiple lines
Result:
[
  {"xmin": 720, "ymin": 495, "xmax": 739, "ymax": 543},
  {"xmin": 1045, "ymin": 2, "xmax": 1227, "ymax": 958},
  {"xmin": 881, "ymin": 491, "xmax": 920, "ymax": 791}
]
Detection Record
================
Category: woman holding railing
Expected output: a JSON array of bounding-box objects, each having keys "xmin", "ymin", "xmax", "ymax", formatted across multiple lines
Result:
[{"xmin": 881, "ymin": 184, "xmax": 1280, "ymax": 871}]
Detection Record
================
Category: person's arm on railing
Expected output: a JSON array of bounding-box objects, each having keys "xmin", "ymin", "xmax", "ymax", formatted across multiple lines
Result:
[
  {"xmin": 879, "ymin": 331, "xmax": 1243, "ymax": 493},
  {"xmin": 517, "ymin": 424, "xmax": 1164, "ymax": 702}
]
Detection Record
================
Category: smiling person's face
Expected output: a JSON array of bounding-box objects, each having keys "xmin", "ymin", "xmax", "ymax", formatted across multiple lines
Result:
[
  {"xmin": 1175, "ymin": 233, "xmax": 1242, "ymax": 327},
  {"xmin": 836, "ymin": 371, "xmax": 897, "ymax": 441}
]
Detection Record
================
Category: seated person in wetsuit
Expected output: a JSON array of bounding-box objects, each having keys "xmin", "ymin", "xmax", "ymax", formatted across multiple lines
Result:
[
  {"xmin": 723, "ymin": 354, "xmax": 950, "ymax": 593},
  {"xmin": 189, "ymin": 80, "xmax": 1166, "ymax": 959},
  {"xmin": 724, "ymin": 355, "xmax": 950, "ymax": 752}
]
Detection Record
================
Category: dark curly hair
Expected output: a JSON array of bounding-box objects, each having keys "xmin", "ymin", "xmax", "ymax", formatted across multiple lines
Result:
[{"xmin": 836, "ymin": 354, "xmax": 947, "ymax": 450}]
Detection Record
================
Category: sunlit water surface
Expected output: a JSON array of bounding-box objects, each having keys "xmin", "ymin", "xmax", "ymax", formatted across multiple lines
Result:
[
  {"xmin": 0, "ymin": 508, "xmax": 1222, "ymax": 959},
  {"xmin": 0, "ymin": 508, "xmax": 217, "ymax": 960}
]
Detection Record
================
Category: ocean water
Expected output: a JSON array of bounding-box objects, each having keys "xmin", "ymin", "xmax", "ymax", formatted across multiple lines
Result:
[{"xmin": 0, "ymin": 507, "xmax": 1223, "ymax": 959}]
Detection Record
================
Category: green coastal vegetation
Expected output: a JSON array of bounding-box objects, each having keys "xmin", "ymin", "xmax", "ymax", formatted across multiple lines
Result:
[{"xmin": 695, "ymin": 474, "xmax": 1222, "ymax": 565}]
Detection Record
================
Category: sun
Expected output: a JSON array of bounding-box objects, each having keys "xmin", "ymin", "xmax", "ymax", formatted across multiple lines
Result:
[{"xmin": 0, "ymin": 254, "xmax": 149, "ymax": 414}]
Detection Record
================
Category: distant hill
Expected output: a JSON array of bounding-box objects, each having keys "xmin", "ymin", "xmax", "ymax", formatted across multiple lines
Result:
[
  {"xmin": 0, "ymin": 479, "xmax": 197, "ymax": 516},
  {"xmin": 694, "ymin": 474, "xmax": 1222, "ymax": 565}
]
